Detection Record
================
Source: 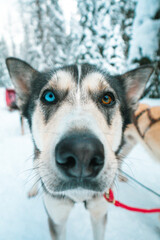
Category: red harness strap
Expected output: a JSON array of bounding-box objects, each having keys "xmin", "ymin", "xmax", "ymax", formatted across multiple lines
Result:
[{"xmin": 104, "ymin": 189, "xmax": 160, "ymax": 213}]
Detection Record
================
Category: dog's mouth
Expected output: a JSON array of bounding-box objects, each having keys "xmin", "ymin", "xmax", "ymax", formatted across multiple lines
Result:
[
  {"xmin": 42, "ymin": 178, "xmax": 104, "ymax": 192},
  {"xmin": 41, "ymin": 178, "xmax": 107, "ymax": 201},
  {"xmin": 54, "ymin": 178, "xmax": 106, "ymax": 192},
  {"xmin": 41, "ymin": 175, "xmax": 114, "ymax": 199}
]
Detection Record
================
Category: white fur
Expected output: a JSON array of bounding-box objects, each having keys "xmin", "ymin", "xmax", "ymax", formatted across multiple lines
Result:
[
  {"xmin": 44, "ymin": 192, "xmax": 74, "ymax": 225},
  {"xmin": 31, "ymin": 70, "xmax": 122, "ymax": 201}
]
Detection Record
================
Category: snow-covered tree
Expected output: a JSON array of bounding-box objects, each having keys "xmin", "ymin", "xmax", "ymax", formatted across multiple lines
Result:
[
  {"xmin": 19, "ymin": 0, "xmax": 67, "ymax": 69},
  {"xmin": 109, "ymin": 0, "xmax": 137, "ymax": 59},
  {"xmin": 18, "ymin": 0, "xmax": 46, "ymax": 69},
  {"xmin": 44, "ymin": 0, "xmax": 67, "ymax": 66},
  {"xmin": 76, "ymin": 0, "xmax": 136, "ymax": 73},
  {"xmin": 19, "ymin": 0, "xmax": 33, "ymax": 62},
  {"xmin": 64, "ymin": 15, "xmax": 81, "ymax": 64},
  {"xmin": 76, "ymin": 0, "xmax": 113, "ymax": 70},
  {"xmin": 128, "ymin": 0, "xmax": 160, "ymax": 98},
  {"xmin": 0, "ymin": 38, "xmax": 10, "ymax": 87}
]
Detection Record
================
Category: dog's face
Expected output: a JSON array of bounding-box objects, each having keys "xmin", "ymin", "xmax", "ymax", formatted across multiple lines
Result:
[{"xmin": 6, "ymin": 58, "xmax": 153, "ymax": 200}]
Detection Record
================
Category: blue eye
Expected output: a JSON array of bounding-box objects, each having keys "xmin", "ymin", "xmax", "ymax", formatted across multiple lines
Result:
[{"xmin": 42, "ymin": 91, "xmax": 56, "ymax": 103}]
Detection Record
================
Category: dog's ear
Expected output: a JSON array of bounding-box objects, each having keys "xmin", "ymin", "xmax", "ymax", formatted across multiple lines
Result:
[
  {"xmin": 6, "ymin": 57, "xmax": 38, "ymax": 109},
  {"xmin": 120, "ymin": 65, "xmax": 154, "ymax": 109}
]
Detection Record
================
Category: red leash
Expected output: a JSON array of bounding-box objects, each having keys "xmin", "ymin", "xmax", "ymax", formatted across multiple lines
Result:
[{"xmin": 104, "ymin": 189, "xmax": 160, "ymax": 213}]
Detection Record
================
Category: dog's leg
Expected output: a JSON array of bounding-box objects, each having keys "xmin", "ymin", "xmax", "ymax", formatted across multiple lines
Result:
[
  {"xmin": 44, "ymin": 193, "xmax": 74, "ymax": 240},
  {"xmin": 20, "ymin": 115, "xmax": 24, "ymax": 135},
  {"xmin": 48, "ymin": 216, "xmax": 67, "ymax": 240},
  {"xmin": 87, "ymin": 196, "xmax": 108, "ymax": 240}
]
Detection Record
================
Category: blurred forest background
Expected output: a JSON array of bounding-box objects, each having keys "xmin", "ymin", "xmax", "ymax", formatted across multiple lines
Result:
[{"xmin": 0, "ymin": 0, "xmax": 159, "ymax": 98}]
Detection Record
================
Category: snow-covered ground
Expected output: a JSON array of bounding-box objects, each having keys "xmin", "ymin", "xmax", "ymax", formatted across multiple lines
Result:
[{"xmin": 0, "ymin": 88, "xmax": 160, "ymax": 240}]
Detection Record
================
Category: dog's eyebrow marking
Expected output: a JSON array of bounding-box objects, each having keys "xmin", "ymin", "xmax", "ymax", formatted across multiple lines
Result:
[
  {"xmin": 48, "ymin": 70, "xmax": 74, "ymax": 90},
  {"xmin": 83, "ymin": 72, "xmax": 110, "ymax": 92}
]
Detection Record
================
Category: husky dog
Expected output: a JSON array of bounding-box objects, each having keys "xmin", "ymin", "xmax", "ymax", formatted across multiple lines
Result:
[
  {"xmin": 6, "ymin": 58, "xmax": 153, "ymax": 240},
  {"xmin": 122, "ymin": 103, "xmax": 160, "ymax": 162}
]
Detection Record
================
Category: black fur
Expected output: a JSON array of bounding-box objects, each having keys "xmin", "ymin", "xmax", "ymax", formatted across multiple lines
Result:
[
  {"xmin": 18, "ymin": 63, "xmax": 133, "ymax": 157},
  {"xmin": 6, "ymin": 59, "xmax": 153, "ymax": 158},
  {"xmin": 9, "ymin": 62, "xmax": 134, "ymax": 132}
]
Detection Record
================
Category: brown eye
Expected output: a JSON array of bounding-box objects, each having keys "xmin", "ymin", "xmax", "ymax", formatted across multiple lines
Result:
[{"xmin": 102, "ymin": 93, "xmax": 115, "ymax": 105}]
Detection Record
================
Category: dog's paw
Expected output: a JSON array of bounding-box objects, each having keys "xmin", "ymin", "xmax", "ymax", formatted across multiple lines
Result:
[
  {"xmin": 118, "ymin": 175, "xmax": 128, "ymax": 182},
  {"xmin": 28, "ymin": 185, "xmax": 39, "ymax": 198}
]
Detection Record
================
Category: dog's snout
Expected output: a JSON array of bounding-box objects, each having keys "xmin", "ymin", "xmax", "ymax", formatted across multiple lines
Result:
[{"xmin": 55, "ymin": 134, "xmax": 104, "ymax": 178}]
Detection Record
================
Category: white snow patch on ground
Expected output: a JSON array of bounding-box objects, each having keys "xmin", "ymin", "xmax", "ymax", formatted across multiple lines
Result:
[{"xmin": 0, "ymin": 88, "xmax": 160, "ymax": 240}]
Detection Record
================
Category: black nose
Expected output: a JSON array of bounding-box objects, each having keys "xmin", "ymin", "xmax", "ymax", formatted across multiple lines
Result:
[{"xmin": 55, "ymin": 134, "xmax": 104, "ymax": 178}]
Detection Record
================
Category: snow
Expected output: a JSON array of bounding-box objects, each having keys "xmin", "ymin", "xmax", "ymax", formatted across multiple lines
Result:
[
  {"xmin": 128, "ymin": 0, "xmax": 160, "ymax": 63},
  {"xmin": 129, "ymin": 18, "xmax": 160, "ymax": 61},
  {"xmin": 0, "ymin": 88, "xmax": 160, "ymax": 240},
  {"xmin": 136, "ymin": 0, "xmax": 160, "ymax": 20}
]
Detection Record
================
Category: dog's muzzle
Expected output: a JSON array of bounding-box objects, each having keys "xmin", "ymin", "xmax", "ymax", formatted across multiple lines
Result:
[{"xmin": 55, "ymin": 133, "xmax": 104, "ymax": 179}]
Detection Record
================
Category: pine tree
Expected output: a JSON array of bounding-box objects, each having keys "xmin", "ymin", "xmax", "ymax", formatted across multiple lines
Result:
[
  {"xmin": 18, "ymin": 0, "xmax": 46, "ymax": 69},
  {"xmin": 128, "ymin": 0, "xmax": 160, "ymax": 98},
  {"xmin": 0, "ymin": 38, "xmax": 10, "ymax": 87},
  {"xmin": 76, "ymin": 0, "xmax": 132, "ymax": 73},
  {"xmin": 64, "ymin": 15, "xmax": 81, "ymax": 64},
  {"xmin": 19, "ymin": 0, "xmax": 34, "ymax": 62},
  {"xmin": 19, "ymin": 0, "xmax": 66, "ymax": 69},
  {"xmin": 43, "ymin": 0, "xmax": 67, "ymax": 67},
  {"xmin": 109, "ymin": 0, "xmax": 136, "ymax": 59},
  {"xmin": 76, "ymin": 0, "xmax": 110, "ymax": 68}
]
